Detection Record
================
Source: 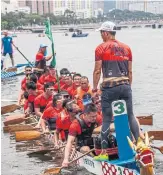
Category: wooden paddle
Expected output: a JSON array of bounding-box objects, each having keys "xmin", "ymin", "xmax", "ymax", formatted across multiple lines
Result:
[
  {"xmin": 148, "ymin": 131, "xmax": 163, "ymax": 141},
  {"xmin": 27, "ymin": 145, "xmax": 66, "ymax": 156},
  {"xmin": 43, "ymin": 148, "xmax": 95, "ymax": 175},
  {"xmin": 93, "ymin": 115, "xmax": 153, "ymax": 134},
  {"xmin": 15, "ymin": 131, "xmax": 43, "ymax": 142},
  {"xmin": 3, "ymin": 114, "xmax": 25, "ymax": 126},
  {"xmin": 3, "ymin": 115, "xmax": 34, "ymax": 126},
  {"xmin": 151, "ymin": 145, "xmax": 163, "ymax": 154},
  {"xmin": 3, "ymin": 121, "xmax": 38, "ymax": 133},
  {"xmin": 137, "ymin": 115, "xmax": 153, "ymax": 125},
  {"xmin": 1, "ymin": 104, "xmax": 21, "ymax": 115},
  {"xmin": 1, "ymin": 99, "xmax": 17, "ymax": 102}
]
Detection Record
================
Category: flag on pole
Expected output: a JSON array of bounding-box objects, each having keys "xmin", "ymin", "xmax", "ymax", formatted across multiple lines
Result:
[
  {"xmin": 45, "ymin": 18, "xmax": 56, "ymax": 68},
  {"xmin": 45, "ymin": 18, "xmax": 53, "ymax": 42}
]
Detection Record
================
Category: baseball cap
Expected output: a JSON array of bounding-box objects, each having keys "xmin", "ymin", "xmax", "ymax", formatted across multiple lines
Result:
[
  {"xmin": 96, "ymin": 21, "xmax": 116, "ymax": 32},
  {"xmin": 40, "ymin": 44, "xmax": 48, "ymax": 48}
]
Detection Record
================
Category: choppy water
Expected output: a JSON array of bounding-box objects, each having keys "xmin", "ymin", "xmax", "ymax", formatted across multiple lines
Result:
[{"xmin": 1, "ymin": 29, "xmax": 163, "ymax": 175}]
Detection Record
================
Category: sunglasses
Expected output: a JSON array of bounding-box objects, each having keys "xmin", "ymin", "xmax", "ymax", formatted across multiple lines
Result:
[
  {"xmin": 81, "ymin": 83, "xmax": 87, "ymax": 85},
  {"xmin": 25, "ymin": 69, "xmax": 32, "ymax": 72},
  {"xmin": 100, "ymin": 30, "xmax": 105, "ymax": 34},
  {"xmin": 63, "ymin": 95, "xmax": 70, "ymax": 99}
]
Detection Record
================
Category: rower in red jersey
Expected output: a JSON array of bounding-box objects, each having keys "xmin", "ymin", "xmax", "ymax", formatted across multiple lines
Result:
[
  {"xmin": 53, "ymin": 68, "xmax": 70, "ymax": 90},
  {"xmin": 55, "ymin": 99, "xmax": 81, "ymax": 144},
  {"xmin": 34, "ymin": 82, "xmax": 54, "ymax": 118},
  {"xmin": 67, "ymin": 73, "xmax": 81, "ymax": 97},
  {"xmin": 40, "ymin": 93, "xmax": 64, "ymax": 133},
  {"xmin": 44, "ymin": 66, "xmax": 56, "ymax": 84},
  {"xmin": 17, "ymin": 66, "xmax": 32, "ymax": 105},
  {"xmin": 25, "ymin": 81, "xmax": 43, "ymax": 115},
  {"xmin": 38, "ymin": 67, "xmax": 50, "ymax": 85},
  {"xmin": 61, "ymin": 73, "xmax": 73, "ymax": 92}
]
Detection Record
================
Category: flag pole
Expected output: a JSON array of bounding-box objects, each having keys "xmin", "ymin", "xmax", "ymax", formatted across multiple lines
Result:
[{"xmin": 45, "ymin": 17, "xmax": 60, "ymax": 92}]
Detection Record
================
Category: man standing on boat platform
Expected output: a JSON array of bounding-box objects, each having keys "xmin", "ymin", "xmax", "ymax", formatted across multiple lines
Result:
[
  {"xmin": 1, "ymin": 30, "xmax": 14, "ymax": 67},
  {"xmin": 92, "ymin": 21, "xmax": 140, "ymax": 161}
]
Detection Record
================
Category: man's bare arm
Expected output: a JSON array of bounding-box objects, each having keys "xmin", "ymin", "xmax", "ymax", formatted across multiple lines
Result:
[
  {"xmin": 45, "ymin": 55, "xmax": 52, "ymax": 61},
  {"xmin": 93, "ymin": 60, "xmax": 102, "ymax": 90},
  {"xmin": 34, "ymin": 107, "xmax": 42, "ymax": 118},
  {"xmin": 63, "ymin": 135, "xmax": 75, "ymax": 162},
  {"xmin": 128, "ymin": 61, "xmax": 132, "ymax": 85}
]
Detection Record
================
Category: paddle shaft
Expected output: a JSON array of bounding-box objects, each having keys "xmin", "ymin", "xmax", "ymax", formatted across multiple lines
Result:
[
  {"xmin": 44, "ymin": 148, "xmax": 95, "ymax": 174},
  {"xmin": 68, "ymin": 148, "xmax": 95, "ymax": 165},
  {"xmin": 12, "ymin": 43, "xmax": 33, "ymax": 66},
  {"xmin": 151, "ymin": 145, "xmax": 163, "ymax": 154},
  {"xmin": 1, "ymin": 99, "xmax": 17, "ymax": 102}
]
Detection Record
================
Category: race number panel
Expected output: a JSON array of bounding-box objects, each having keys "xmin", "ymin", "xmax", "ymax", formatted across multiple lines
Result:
[{"xmin": 112, "ymin": 100, "xmax": 127, "ymax": 116}]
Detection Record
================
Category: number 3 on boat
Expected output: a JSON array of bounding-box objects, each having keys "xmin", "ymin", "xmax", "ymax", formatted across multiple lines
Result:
[{"xmin": 112, "ymin": 100, "xmax": 135, "ymax": 160}]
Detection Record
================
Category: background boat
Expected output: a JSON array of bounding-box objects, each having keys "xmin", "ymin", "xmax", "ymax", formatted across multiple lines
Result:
[
  {"xmin": 1, "ymin": 63, "xmax": 34, "ymax": 80},
  {"xmin": 72, "ymin": 33, "xmax": 89, "ymax": 37}
]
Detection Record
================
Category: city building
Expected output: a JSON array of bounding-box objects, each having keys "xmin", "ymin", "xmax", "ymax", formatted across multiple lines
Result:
[
  {"xmin": 116, "ymin": 1, "xmax": 131, "ymax": 10},
  {"xmin": 53, "ymin": 0, "xmax": 93, "ymax": 18},
  {"xmin": 129, "ymin": 1, "xmax": 163, "ymax": 14},
  {"xmin": 93, "ymin": 8, "xmax": 104, "ymax": 18},
  {"xmin": 18, "ymin": 0, "xmax": 54, "ymax": 15},
  {"xmin": 1, "ymin": 0, "xmax": 30, "ymax": 14}
]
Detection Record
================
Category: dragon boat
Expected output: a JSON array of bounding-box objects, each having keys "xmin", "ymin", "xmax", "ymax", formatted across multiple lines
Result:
[{"xmin": 69, "ymin": 100, "xmax": 155, "ymax": 175}]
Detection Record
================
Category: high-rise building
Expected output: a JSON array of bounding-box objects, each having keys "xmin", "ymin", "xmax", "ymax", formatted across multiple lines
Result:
[
  {"xmin": 129, "ymin": 1, "xmax": 163, "ymax": 14},
  {"xmin": 53, "ymin": 0, "xmax": 93, "ymax": 18},
  {"xmin": 18, "ymin": 0, "xmax": 54, "ymax": 15},
  {"xmin": 116, "ymin": 1, "xmax": 131, "ymax": 10},
  {"xmin": 18, "ymin": 0, "xmax": 26, "ymax": 7}
]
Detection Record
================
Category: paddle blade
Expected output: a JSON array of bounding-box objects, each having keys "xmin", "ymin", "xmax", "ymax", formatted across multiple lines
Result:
[
  {"xmin": 9, "ymin": 124, "xmax": 36, "ymax": 132},
  {"xmin": 137, "ymin": 115, "xmax": 153, "ymax": 125},
  {"xmin": 1, "ymin": 104, "xmax": 21, "ymax": 115},
  {"xmin": 3, "ymin": 114, "xmax": 25, "ymax": 126},
  {"xmin": 15, "ymin": 131, "xmax": 41, "ymax": 142},
  {"xmin": 43, "ymin": 167, "xmax": 61, "ymax": 175},
  {"xmin": 159, "ymin": 146, "xmax": 163, "ymax": 154},
  {"xmin": 148, "ymin": 131, "xmax": 163, "ymax": 141},
  {"xmin": 27, "ymin": 147, "xmax": 54, "ymax": 156}
]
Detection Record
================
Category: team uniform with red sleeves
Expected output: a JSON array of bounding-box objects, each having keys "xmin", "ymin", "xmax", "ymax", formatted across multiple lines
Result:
[
  {"xmin": 27, "ymin": 90, "xmax": 43, "ymax": 112},
  {"xmin": 34, "ymin": 93, "xmax": 52, "ymax": 113},
  {"xmin": 66, "ymin": 83, "xmax": 79, "ymax": 97},
  {"xmin": 44, "ymin": 75, "xmax": 56, "ymax": 84},
  {"xmin": 56, "ymin": 110, "xmax": 72, "ymax": 141},
  {"xmin": 22, "ymin": 82, "xmax": 43, "ymax": 91},
  {"xmin": 21, "ymin": 77, "xmax": 27, "ymax": 87},
  {"xmin": 42, "ymin": 106, "xmax": 62, "ymax": 131},
  {"xmin": 68, "ymin": 114, "xmax": 102, "ymax": 149},
  {"xmin": 38, "ymin": 74, "xmax": 49, "ymax": 85}
]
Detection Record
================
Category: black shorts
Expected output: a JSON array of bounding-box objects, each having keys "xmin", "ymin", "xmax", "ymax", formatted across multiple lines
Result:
[{"xmin": 3, "ymin": 53, "xmax": 13, "ymax": 58}]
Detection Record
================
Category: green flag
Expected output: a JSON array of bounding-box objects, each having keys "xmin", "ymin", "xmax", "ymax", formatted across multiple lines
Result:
[
  {"xmin": 45, "ymin": 18, "xmax": 56, "ymax": 67},
  {"xmin": 45, "ymin": 18, "xmax": 53, "ymax": 42}
]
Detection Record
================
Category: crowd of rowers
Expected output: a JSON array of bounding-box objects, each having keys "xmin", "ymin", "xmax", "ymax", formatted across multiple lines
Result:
[{"xmin": 18, "ymin": 65, "xmax": 108, "ymax": 165}]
